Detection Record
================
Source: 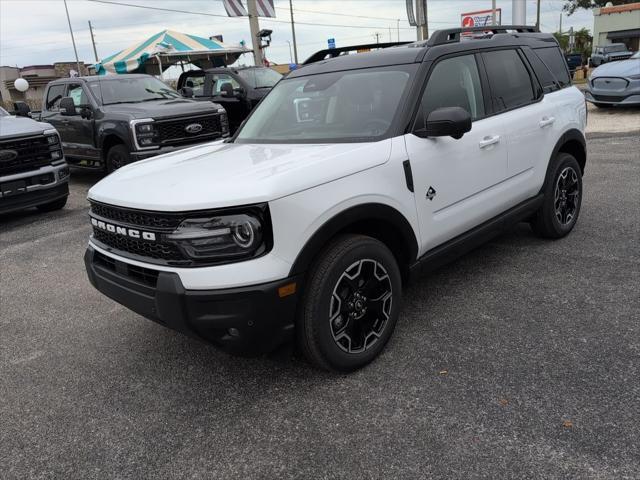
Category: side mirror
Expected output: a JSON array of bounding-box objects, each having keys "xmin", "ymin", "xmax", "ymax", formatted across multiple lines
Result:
[
  {"xmin": 220, "ymin": 83, "xmax": 234, "ymax": 98},
  {"xmin": 235, "ymin": 87, "xmax": 246, "ymax": 99},
  {"xmin": 13, "ymin": 101, "xmax": 31, "ymax": 117},
  {"xmin": 80, "ymin": 106, "xmax": 93, "ymax": 120},
  {"xmin": 59, "ymin": 97, "xmax": 78, "ymax": 116},
  {"xmin": 416, "ymin": 106, "xmax": 472, "ymax": 140},
  {"xmin": 181, "ymin": 86, "xmax": 194, "ymax": 98}
]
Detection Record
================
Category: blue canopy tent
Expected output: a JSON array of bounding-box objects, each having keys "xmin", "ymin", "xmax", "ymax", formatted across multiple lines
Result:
[{"xmin": 94, "ymin": 30, "xmax": 250, "ymax": 76}]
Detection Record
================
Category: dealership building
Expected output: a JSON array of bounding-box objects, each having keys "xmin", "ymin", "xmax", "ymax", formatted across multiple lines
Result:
[{"xmin": 592, "ymin": 2, "xmax": 640, "ymax": 51}]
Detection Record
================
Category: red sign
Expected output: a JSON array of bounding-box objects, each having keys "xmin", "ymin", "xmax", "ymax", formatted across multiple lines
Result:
[{"xmin": 461, "ymin": 8, "xmax": 501, "ymax": 29}]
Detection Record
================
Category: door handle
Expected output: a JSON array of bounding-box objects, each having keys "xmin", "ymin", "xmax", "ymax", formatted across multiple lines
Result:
[
  {"xmin": 539, "ymin": 116, "xmax": 556, "ymax": 128},
  {"xmin": 479, "ymin": 135, "xmax": 500, "ymax": 149}
]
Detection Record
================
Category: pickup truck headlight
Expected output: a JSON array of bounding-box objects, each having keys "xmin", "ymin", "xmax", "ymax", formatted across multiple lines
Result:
[
  {"xmin": 45, "ymin": 132, "xmax": 64, "ymax": 162},
  {"xmin": 131, "ymin": 119, "xmax": 159, "ymax": 150},
  {"xmin": 166, "ymin": 213, "xmax": 267, "ymax": 261}
]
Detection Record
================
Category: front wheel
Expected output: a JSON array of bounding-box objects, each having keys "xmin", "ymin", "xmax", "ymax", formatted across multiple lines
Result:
[
  {"xmin": 36, "ymin": 195, "xmax": 68, "ymax": 212},
  {"xmin": 531, "ymin": 153, "xmax": 583, "ymax": 239},
  {"xmin": 105, "ymin": 144, "xmax": 130, "ymax": 173},
  {"xmin": 297, "ymin": 234, "xmax": 402, "ymax": 372}
]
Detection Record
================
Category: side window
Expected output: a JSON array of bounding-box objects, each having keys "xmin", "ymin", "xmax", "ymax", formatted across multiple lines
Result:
[
  {"xmin": 482, "ymin": 49, "xmax": 535, "ymax": 112},
  {"xmin": 46, "ymin": 84, "xmax": 66, "ymax": 111},
  {"xmin": 421, "ymin": 54, "xmax": 485, "ymax": 121},
  {"xmin": 183, "ymin": 75, "xmax": 205, "ymax": 96},
  {"xmin": 67, "ymin": 83, "xmax": 89, "ymax": 107},
  {"xmin": 212, "ymin": 74, "xmax": 240, "ymax": 94},
  {"xmin": 533, "ymin": 47, "xmax": 571, "ymax": 88}
]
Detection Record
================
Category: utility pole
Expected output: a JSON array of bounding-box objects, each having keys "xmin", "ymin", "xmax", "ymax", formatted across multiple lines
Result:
[
  {"xmin": 288, "ymin": 0, "xmax": 299, "ymax": 64},
  {"xmin": 88, "ymin": 21, "xmax": 99, "ymax": 62},
  {"xmin": 512, "ymin": 0, "xmax": 526, "ymax": 25},
  {"xmin": 535, "ymin": 0, "xmax": 541, "ymax": 30},
  {"xmin": 419, "ymin": 0, "xmax": 429, "ymax": 41},
  {"xmin": 397, "ymin": 19, "xmax": 400, "ymax": 42},
  {"xmin": 492, "ymin": 0, "xmax": 497, "ymax": 25},
  {"xmin": 247, "ymin": 0, "xmax": 263, "ymax": 66},
  {"xmin": 559, "ymin": 12, "xmax": 563, "ymax": 34},
  {"xmin": 374, "ymin": 32, "xmax": 380, "ymax": 44},
  {"xmin": 63, "ymin": 0, "xmax": 81, "ymax": 74}
]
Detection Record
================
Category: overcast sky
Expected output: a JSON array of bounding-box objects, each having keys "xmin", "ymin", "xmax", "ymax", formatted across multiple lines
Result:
[{"xmin": 1, "ymin": 0, "xmax": 593, "ymax": 74}]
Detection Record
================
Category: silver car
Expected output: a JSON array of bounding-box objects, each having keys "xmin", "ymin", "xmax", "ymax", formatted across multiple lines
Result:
[{"xmin": 585, "ymin": 51, "xmax": 640, "ymax": 107}]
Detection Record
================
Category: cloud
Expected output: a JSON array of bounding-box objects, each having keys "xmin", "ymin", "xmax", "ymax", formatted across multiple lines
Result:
[{"xmin": 1, "ymin": 0, "xmax": 593, "ymax": 70}]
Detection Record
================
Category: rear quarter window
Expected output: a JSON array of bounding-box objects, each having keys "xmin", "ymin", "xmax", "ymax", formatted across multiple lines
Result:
[{"xmin": 533, "ymin": 47, "xmax": 571, "ymax": 88}]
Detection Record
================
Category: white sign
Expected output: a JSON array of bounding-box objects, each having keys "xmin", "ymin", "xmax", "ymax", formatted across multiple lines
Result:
[{"xmin": 461, "ymin": 9, "xmax": 502, "ymax": 29}]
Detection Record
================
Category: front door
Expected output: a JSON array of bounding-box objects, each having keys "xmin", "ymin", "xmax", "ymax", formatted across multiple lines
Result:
[
  {"xmin": 209, "ymin": 73, "xmax": 248, "ymax": 133},
  {"xmin": 405, "ymin": 53, "xmax": 509, "ymax": 253},
  {"xmin": 63, "ymin": 83, "xmax": 98, "ymax": 163}
]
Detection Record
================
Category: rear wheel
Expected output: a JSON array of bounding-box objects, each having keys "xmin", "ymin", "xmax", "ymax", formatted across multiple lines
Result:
[
  {"xmin": 106, "ymin": 144, "xmax": 130, "ymax": 173},
  {"xmin": 297, "ymin": 234, "xmax": 402, "ymax": 372},
  {"xmin": 531, "ymin": 153, "xmax": 582, "ymax": 239},
  {"xmin": 36, "ymin": 195, "xmax": 68, "ymax": 212}
]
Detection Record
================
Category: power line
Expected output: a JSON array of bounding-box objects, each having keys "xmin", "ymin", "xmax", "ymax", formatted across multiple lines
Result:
[{"xmin": 85, "ymin": 0, "xmax": 417, "ymax": 30}]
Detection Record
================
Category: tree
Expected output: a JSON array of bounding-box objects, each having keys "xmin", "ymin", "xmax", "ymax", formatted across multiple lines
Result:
[{"xmin": 563, "ymin": 0, "xmax": 637, "ymax": 15}]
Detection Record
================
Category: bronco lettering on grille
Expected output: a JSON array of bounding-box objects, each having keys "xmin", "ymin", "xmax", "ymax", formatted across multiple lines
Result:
[{"xmin": 91, "ymin": 217, "xmax": 157, "ymax": 241}]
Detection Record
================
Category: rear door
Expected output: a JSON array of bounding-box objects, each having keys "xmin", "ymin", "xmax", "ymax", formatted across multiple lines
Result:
[
  {"xmin": 405, "ymin": 53, "xmax": 510, "ymax": 251},
  {"xmin": 481, "ymin": 48, "xmax": 560, "ymax": 204}
]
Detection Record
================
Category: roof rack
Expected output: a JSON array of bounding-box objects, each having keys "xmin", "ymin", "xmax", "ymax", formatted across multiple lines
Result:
[
  {"xmin": 303, "ymin": 41, "xmax": 412, "ymax": 65},
  {"xmin": 427, "ymin": 25, "xmax": 539, "ymax": 47}
]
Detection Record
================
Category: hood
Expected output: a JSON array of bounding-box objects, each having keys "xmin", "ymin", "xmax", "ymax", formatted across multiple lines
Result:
[
  {"xmin": 101, "ymin": 98, "xmax": 221, "ymax": 119},
  {"xmin": 0, "ymin": 116, "xmax": 54, "ymax": 139},
  {"xmin": 591, "ymin": 58, "xmax": 640, "ymax": 78},
  {"xmin": 89, "ymin": 140, "xmax": 392, "ymax": 211}
]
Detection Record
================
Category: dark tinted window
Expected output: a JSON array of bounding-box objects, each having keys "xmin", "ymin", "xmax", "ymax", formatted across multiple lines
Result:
[
  {"xmin": 46, "ymin": 84, "xmax": 66, "ymax": 111},
  {"xmin": 422, "ymin": 54, "xmax": 485, "ymax": 121},
  {"xmin": 482, "ymin": 49, "xmax": 535, "ymax": 111},
  {"xmin": 534, "ymin": 47, "xmax": 571, "ymax": 87}
]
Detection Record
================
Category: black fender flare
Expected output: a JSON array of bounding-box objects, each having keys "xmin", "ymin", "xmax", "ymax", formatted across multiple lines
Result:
[{"xmin": 288, "ymin": 203, "xmax": 419, "ymax": 277}]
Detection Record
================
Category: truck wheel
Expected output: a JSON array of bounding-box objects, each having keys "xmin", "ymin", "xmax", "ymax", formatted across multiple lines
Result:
[
  {"xmin": 36, "ymin": 195, "xmax": 68, "ymax": 212},
  {"xmin": 297, "ymin": 234, "xmax": 402, "ymax": 372},
  {"xmin": 531, "ymin": 153, "xmax": 583, "ymax": 239},
  {"xmin": 106, "ymin": 144, "xmax": 130, "ymax": 173}
]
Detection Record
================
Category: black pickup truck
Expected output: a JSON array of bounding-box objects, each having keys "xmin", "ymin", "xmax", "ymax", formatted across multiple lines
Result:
[
  {"xmin": 176, "ymin": 66, "xmax": 281, "ymax": 133},
  {"xmin": 33, "ymin": 74, "xmax": 229, "ymax": 172}
]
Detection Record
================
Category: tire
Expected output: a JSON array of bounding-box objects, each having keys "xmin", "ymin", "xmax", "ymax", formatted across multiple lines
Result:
[
  {"xmin": 531, "ymin": 153, "xmax": 583, "ymax": 239},
  {"xmin": 105, "ymin": 144, "xmax": 130, "ymax": 173},
  {"xmin": 36, "ymin": 195, "xmax": 68, "ymax": 212},
  {"xmin": 297, "ymin": 234, "xmax": 402, "ymax": 372}
]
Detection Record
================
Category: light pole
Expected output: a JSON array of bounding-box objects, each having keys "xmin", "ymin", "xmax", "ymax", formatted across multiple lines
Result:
[
  {"xmin": 63, "ymin": 0, "xmax": 81, "ymax": 74},
  {"xmin": 286, "ymin": 40, "xmax": 293, "ymax": 64}
]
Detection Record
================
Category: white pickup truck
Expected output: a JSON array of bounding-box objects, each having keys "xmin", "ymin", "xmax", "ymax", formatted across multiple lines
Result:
[{"xmin": 0, "ymin": 107, "xmax": 68, "ymax": 215}]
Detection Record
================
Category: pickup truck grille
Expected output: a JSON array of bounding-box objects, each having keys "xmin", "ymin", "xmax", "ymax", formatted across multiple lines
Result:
[
  {"xmin": 155, "ymin": 114, "xmax": 222, "ymax": 146},
  {"xmin": 0, "ymin": 135, "xmax": 53, "ymax": 175}
]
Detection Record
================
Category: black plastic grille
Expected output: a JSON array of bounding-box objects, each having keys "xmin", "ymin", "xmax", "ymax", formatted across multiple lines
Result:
[
  {"xmin": 0, "ymin": 135, "xmax": 56, "ymax": 175},
  {"xmin": 90, "ymin": 201, "xmax": 182, "ymax": 230},
  {"xmin": 155, "ymin": 114, "xmax": 222, "ymax": 145},
  {"xmin": 592, "ymin": 94, "xmax": 626, "ymax": 102},
  {"xmin": 94, "ymin": 251, "xmax": 159, "ymax": 287},
  {"xmin": 93, "ymin": 229, "xmax": 183, "ymax": 261}
]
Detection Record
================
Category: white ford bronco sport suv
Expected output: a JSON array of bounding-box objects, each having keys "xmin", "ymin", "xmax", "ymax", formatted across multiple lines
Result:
[{"xmin": 85, "ymin": 27, "xmax": 587, "ymax": 372}]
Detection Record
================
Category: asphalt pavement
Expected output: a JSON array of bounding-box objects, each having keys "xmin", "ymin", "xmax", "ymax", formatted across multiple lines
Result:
[{"xmin": 1, "ymin": 131, "xmax": 639, "ymax": 479}]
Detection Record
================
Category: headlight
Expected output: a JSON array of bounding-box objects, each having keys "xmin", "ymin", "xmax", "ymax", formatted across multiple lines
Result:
[
  {"xmin": 131, "ymin": 119, "xmax": 159, "ymax": 150},
  {"xmin": 46, "ymin": 133, "xmax": 63, "ymax": 161},
  {"xmin": 166, "ymin": 212, "xmax": 267, "ymax": 261}
]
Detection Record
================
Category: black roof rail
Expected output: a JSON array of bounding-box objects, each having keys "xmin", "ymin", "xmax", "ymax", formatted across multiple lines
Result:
[
  {"xmin": 427, "ymin": 25, "xmax": 539, "ymax": 47},
  {"xmin": 303, "ymin": 41, "xmax": 412, "ymax": 65}
]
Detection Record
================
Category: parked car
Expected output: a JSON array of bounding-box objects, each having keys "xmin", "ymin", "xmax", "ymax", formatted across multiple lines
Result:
[
  {"xmin": 0, "ymin": 107, "xmax": 69, "ymax": 215},
  {"xmin": 565, "ymin": 52, "xmax": 583, "ymax": 74},
  {"xmin": 84, "ymin": 26, "xmax": 587, "ymax": 372},
  {"xmin": 590, "ymin": 43, "xmax": 633, "ymax": 67},
  {"xmin": 176, "ymin": 66, "xmax": 282, "ymax": 133},
  {"xmin": 585, "ymin": 51, "xmax": 640, "ymax": 107},
  {"xmin": 32, "ymin": 74, "xmax": 229, "ymax": 172}
]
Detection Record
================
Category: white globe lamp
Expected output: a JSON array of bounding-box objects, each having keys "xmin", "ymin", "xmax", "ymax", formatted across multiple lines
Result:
[{"xmin": 14, "ymin": 78, "xmax": 29, "ymax": 92}]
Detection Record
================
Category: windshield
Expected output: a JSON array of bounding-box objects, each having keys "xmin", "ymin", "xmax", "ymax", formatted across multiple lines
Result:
[
  {"xmin": 237, "ymin": 68, "xmax": 282, "ymax": 89},
  {"xmin": 235, "ymin": 65, "xmax": 415, "ymax": 144},
  {"xmin": 0, "ymin": 107, "xmax": 8, "ymax": 117},
  {"xmin": 88, "ymin": 77, "xmax": 182, "ymax": 105}
]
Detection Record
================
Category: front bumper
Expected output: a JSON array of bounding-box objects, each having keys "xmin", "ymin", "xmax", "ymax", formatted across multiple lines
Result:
[
  {"xmin": 84, "ymin": 246, "xmax": 302, "ymax": 355},
  {"xmin": 0, "ymin": 163, "xmax": 69, "ymax": 215},
  {"xmin": 585, "ymin": 81, "xmax": 640, "ymax": 105}
]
